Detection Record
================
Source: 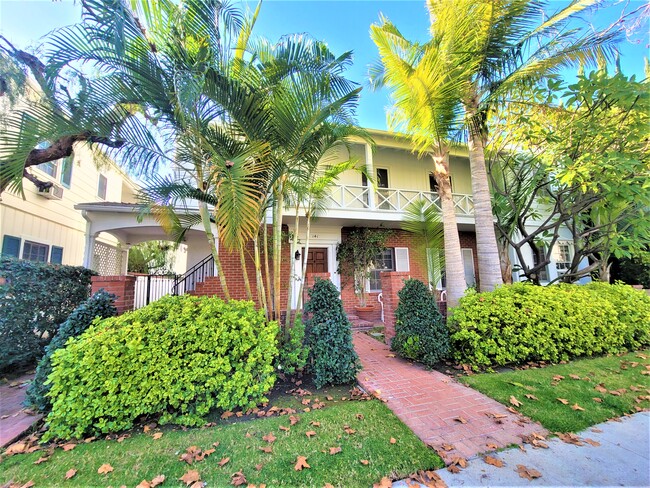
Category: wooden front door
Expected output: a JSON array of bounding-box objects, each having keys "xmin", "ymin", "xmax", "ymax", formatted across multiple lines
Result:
[{"xmin": 304, "ymin": 248, "xmax": 328, "ymax": 274}]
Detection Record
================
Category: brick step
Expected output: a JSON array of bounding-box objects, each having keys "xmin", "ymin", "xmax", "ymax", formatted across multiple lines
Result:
[
  {"xmin": 350, "ymin": 319, "xmax": 374, "ymax": 331},
  {"xmin": 347, "ymin": 314, "xmax": 359, "ymax": 321}
]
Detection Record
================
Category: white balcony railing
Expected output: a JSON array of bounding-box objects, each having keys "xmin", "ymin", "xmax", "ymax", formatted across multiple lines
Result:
[{"xmin": 325, "ymin": 184, "xmax": 474, "ymax": 216}]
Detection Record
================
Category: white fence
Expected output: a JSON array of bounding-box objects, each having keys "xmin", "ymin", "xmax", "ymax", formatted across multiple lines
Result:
[{"xmin": 134, "ymin": 275, "xmax": 176, "ymax": 310}]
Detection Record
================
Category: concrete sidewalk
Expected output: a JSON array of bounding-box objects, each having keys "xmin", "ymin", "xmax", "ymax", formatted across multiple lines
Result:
[{"xmin": 398, "ymin": 412, "xmax": 650, "ymax": 487}]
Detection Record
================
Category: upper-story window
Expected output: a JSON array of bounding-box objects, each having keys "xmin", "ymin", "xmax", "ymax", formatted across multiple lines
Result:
[
  {"xmin": 35, "ymin": 142, "xmax": 73, "ymax": 188},
  {"xmin": 60, "ymin": 156, "xmax": 73, "ymax": 188},
  {"xmin": 429, "ymin": 174, "xmax": 452, "ymax": 193},
  {"xmin": 362, "ymin": 168, "xmax": 389, "ymax": 189},
  {"xmin": 98, "ymin": 174, "xmax": 108, "ymax": 200},
  {"xmin": 555, "ymin": 242, "xmax": 572, "ymax": 274}
]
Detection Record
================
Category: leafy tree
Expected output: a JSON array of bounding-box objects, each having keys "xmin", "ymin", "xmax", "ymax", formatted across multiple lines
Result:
[
  {"xmin": 127, "ymin": 241, "xmax": 176, "ymax": 275},
  {"xmin": 487, "ymin": 68, "xmax": 650, "ymax": 283}
]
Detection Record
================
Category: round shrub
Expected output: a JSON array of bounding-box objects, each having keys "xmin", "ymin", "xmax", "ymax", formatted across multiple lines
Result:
[
  {"xmin": 304, "ymin": 278, "xmax": 360, "ymax": 388},
  {"xmin": 449, "ymin": 282, "xmax": 649, "ymax": 369},
  {"xmin": 392, "ymin": 279, "xmax": 449, "ymax": 366},
  {"xmin": 26, "ymin": 290, "xmax": 117, "ymax": 412},
  {"xmin": 44, "ymin": 296, "xmax": 279, "ymax": 440}
]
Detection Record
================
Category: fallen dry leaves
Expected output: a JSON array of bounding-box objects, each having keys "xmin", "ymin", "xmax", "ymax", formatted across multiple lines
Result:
[
  {"xmin": 509, "ymin": 396, "xmax": 523, "ymax": 407},
  {"xmin": 179, "ymin": 470, "xmax": 200, "ymax": 486},
  {"xmin": 557, "ymin": 398, "xmax": 569, "ymax": 405},
  {"xmin": 405, "ymin": 470, "xmax": 447, "ymax": 488},
  {"xmin": 259, "ymin": 446, "xmax": 273, "ymax": 454},
  {"xmin": 373, "ymin": 476, "xmax": 393, "ymax": 488},
  {"xmin": 305, "ymin": 430, "xmax": 317, "ymax": 438},
  {"xmin": 97, "ymin": 463, "xmax": 114, "ymax": 474},
  {"xmin": 294, "ymin": 456, "xmax": 310, "ymax": 471},
  {"xmin": 572, "ymin": 403, "xmax": 585, "ymax": 411},
  {"xmin": 152, "ymin": 432, "xmax": 163, "ymax": 440},
  {"xmin": 61, "ymin": 443, "xmax": 76, "ymax": 452},
  {"xmin": 390, "ymin": 437, "xmax": 397, "ymax": 444},
  {"xmin": 516, "ymin": 464, "xmax": 542, "ymax": 480},
  {"xmin": 179, "ymin": 445, "xmax": 215, "ymax": 464},
  {"xmin": 360, "ymin": 459, "xmax": 370, "ymax": 465},
  {"xmin": 484, "ymin": 455, "xmax": 504, "ymax": 468},
  {"xmin": 262, "ymin": 433, "xmax": 277, "ymax": 443},
  {"xmin": 231, "ymin": 471, "xmax": 246, "ymax": 486},
  {"xmin": 446, "ymin": 456, "xmax": 468, "ymax": 473},
  {"xmin": 218, "ymin": 457, "xmax": 230, "ymax": 467},
  {"xmin": 64, "ymin": 469, "xmax": 77, "ymax": 480},
  {"xmin": 453, "ymin": 416, "xmax": 467, "ymax": 424},
  {"xmin": 525, "ymin": 394, "xmax": 539, "ymax": 401},
  {"xmin": 329, "ymin": 446, "xmax": 342, "ymax": 455}
]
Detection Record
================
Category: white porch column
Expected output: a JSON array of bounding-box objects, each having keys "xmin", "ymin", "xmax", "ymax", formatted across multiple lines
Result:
[
  {"xmin": 83, "ymin": 233, "xmax": 97, "ymax": 269},
  {"xmin": 364, "ymin": 142, "xmax": 376, "ymax": 209},
  {"xmin": 119, "ymin": 244, "xmax": 131, "ymax": 275}
]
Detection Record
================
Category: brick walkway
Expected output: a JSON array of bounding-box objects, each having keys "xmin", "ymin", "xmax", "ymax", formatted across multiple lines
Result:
[
  {"xmin": 0, "ymin": 374, "xmax": 42, "ymax": 447},
  {"xmin": 353, "ymin": 332, "xmax": 547, "ymax": 462}
]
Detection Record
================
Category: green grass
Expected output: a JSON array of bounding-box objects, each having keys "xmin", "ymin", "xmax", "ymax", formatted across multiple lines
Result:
[
  {"xmin": 461, "ymin": 351, "xmax": 650, "ymax": 433},
  {"xmin": 1, "ymin": 400, "xmax": 443, "ymax": 487}
]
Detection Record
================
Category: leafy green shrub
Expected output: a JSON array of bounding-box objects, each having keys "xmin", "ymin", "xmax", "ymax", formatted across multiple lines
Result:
[
  {"xmin": 26, "ymin": 290, "xmax": 117, "ymax": 412},
  {"xmin": 276, "ymin": 314, "xmax": 309, "ymax": 375},
  {"xmin": 0, "ymin": 257, "xmax": 95, "ymax": 372},
  {"xmin": 450, "ymin": 282, "xmax": 650, "ymax": 369},
  {"xmin": 44, "ymin": 296, "xmax": 278, "ymax": 440},
  {"xmin": 304, "ymin": 278, "xmax": 360, "ymax": 388},
  {"xmin": 392, "ymin": 279, "xmax": 449, "ymax": 366}
]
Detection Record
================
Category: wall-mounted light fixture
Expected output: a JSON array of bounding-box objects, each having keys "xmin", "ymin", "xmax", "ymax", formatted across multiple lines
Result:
[{"xmin": 294, "ymin": 250, "xmax": 301, "ymax": 261}]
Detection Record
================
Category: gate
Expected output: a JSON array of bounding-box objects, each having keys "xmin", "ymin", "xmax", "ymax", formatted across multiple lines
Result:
[{"xmin": 134, "ymin": 274, "xmax": 177, "ymax": 309}]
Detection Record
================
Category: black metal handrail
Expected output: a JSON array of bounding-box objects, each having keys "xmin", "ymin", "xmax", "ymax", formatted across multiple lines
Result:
[{"xmin": 172, "ymin": 253, "xmax": 215, "ymax": 296}]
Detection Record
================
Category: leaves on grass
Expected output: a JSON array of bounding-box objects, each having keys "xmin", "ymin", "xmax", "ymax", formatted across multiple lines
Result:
[
  {"xmin": 552, "ymin": 375, "xmax": 564, "ymax": 381},
  {"xmin": 572, "ymin": 403, "xmax": 585, "ymax": 411},
  {"xmin": 305, "ymin": 431, "xmax": 317, "ymax": 438},
  {"xmin": 65, "ymin": 469, "xmax": 77, "ymax": 480},
  {"xmin": 390, "ymin": 437, "xmax": 397, "ymax": 444},
  {"xmin": 18, "ymin": 482, "xmax": 35, "ymax": 488},
  {"xmin": 557, "ymin": 398, "xmax": 569, "ymax": 405},
  {"xmin": 289, "ymin": 416, "xmax": 300, "ymax": 425},
  {"xmin": 329, "ymin": 446, "xmax": 342, "ymax": 455},
  {"xmin": 360, "ymin": 459, "xmax": 370, "ymax": 465},
  {"xmin": 593, "ymin": 397, "xmax": 603, "ymax": 403},
  {"xmin": 152, "ymin": 432, "xmax": 163, "ymax": 440},
  {"xmin": 525, "ymin": 394, "xmax": 538, "ymax": 401},
  {"xmin": 279, "ymin": 425, "xmax": 290, "ymax": 432},
  {"xmin": 509, "ymin": 396, "xmax": 522, "ymax": 407},
  {"xmin": 294, "ymin": 456, "xmax": 310, "ymax": 471},
  {"xmin": 373, "ymin": 477, "xmax": 393, "ymax": 488},
  {"xmin": 5, "ymin": 442, "xmax": 28, "ymax": 455},
  {"xmin": 454, "ymin": 416, "xmax": 467, "ymax": 424},
  {"xmin": 179, "ymin": 446, "xmax": 214, "ymax": 464},
  {"xmin": 61, "ymin": 443, "xmax": 76, "ymax": 451},
  {"xmin": 137, "ymin": 475, "xmax": 165, "ymax": 488},
  {"xmin": 484, "ymin": 455, "xmax": 504, "ymax": 468},
  {"xmin": 179, "ymin": 470, "xmax": 200, "ymax": 486},
  {"xmin": 97, "ymin": 463, "xmax": 114, "ymax": 474},
  {"xmin": 262, "ymin": 433, "xmax": 276, "ymax": 443},
  {"xmin": 343, "ymin": 426, "xmax": 356, "ymax": 435},
  {"xmin": 259, "ymin": 446, "xmax": 273, "ymax": 454},
  {"xmin": 33, "ymin": 456, "xmax": 49, "ymax": 464},
  {"xmin": 310, "ymin": 421, "xmax": 321, "ymax": 427},
  {"xmin": 595, "ymin": 384, "xmax": 608, "ymax": 394},
  {"xmin": 231, "ymin": 471, "xmax": 246, "ymax": 486},
  {"xmin": 218, "ymin": 457, "xmax": 230, "ymax": 467},
  {"xmin": 516, "ymin": 465, "xmax": 542, "ymax": 480},
  {"xmin": 569, "ymin": 374, "xmax": 581, "ymax": 380}
]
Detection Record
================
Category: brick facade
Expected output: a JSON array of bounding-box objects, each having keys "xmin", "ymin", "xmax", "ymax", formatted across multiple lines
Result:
[
  {"xmin": 379, "ymin": 271, "xmax": 410, "ymax": 342},
  {"xmin": 91, "ymin": 275, "xmax": 136, "ymax": 314}
]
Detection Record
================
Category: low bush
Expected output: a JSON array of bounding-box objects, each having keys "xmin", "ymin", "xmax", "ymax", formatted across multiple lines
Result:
[
  {"xmin": 44, "ymin": 296, "xmax": 278, "ymax": 440},
  {"xmin": 26, "ymin": 290, "xmax": 117, "ymax": 412},
  {"xmin": 450, "ymin": 282, "xmax": 650, "ymax": 368},
  {"xmin": 276, "ymin": 314, "xmax": 309, "ymax": 375},
  {"xmin": 0, "ymin": 257, "xmax": 95, "ymax": 372},
  {"xmin": 304, "ymin": 278, "xmax": 360, "ymax": 388},
  {"xmin": 392, "ymin": 279, "xmax": 449, "ymax": 366}
]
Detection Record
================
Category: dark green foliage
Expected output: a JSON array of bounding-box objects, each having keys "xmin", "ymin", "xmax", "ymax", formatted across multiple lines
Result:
[
  {"xmin": 611, "ymin": 252, "xmax": 650, "ymax": 288},
  {"xmin": 450, "ymin": 282, "xmax": 650, "ymax": 368},
  {"xmin": 26, "ymin": 290, "xmax": 117, "ymax": 412},
  {"xmin": 392, "ymin": 279, "xmax": 449, "ymax": 366},
  {"xmin": 44, "ymin": 296, "xmax": 278, "ymax": 440},
  {"xmin": 0, "ymin": 257, "xmax": 95, "ymax": 372},
  {"xmin": 304, "ymin": 279, "xmax": 360, "ymax": 388},
  {"xmin": 276, "ymin": 314, "xmax": 309, "ymax": 375}
]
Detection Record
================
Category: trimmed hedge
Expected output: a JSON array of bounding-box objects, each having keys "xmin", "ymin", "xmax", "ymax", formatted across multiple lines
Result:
[
  {"xmin": 0, "ymin": 257, "xmax": 95, "ymax": 371},
  {"xmin": 450, "ymin": 282, "xmax": 650, "ymax": 369},
  {"xmin": 26, "ymin": 290, "xmax": 117, "ymax": 412},
  {"xmin": 392, "ymin": 279, "xmax": 449, "ymax": 366},
  {"xmin": 304, "ymin": 278, "xmax": 360, "ymax": 388},
  {"xmin": 44, "ymin": 296, "xmax": 279, "ymax": 440}
]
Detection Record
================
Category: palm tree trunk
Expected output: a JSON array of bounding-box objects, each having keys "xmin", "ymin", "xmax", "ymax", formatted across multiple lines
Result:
[
  {"xmin": 198, "ymin": 202, "xmax": 230, "ymax": 301},
  {"xmin": 296, "ymin": 208, "xmax": 313, "ymax": 311},
  {"xmin": 433, "ymin": 153, "xmax": 466, "ymax": 308},
  {"xmin": 285, "ymin": 208, "xmax": 300, "ymax": 329},
  {"xmin": 238, "ymin": 242, "xmax": 253, "ymax": 301},
  {"xmin": 272, "ymin": 187, "xmax": 284, "ymax": 323},
  {"xmin": 262, "ymin": 220, "xmax": 273, "ymax": 319},
  {"xmin": 466, "ymin": 95, "xmax": 504, "ymax": 292},
  {"xmin": 253, "ymin": 231, "xmax": 269, "ymax": 318}
]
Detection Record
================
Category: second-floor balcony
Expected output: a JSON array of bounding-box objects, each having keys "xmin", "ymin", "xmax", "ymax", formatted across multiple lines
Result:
[{"xmin": 324, "ymin": 184, "xmax": 474, "ymax": 216}]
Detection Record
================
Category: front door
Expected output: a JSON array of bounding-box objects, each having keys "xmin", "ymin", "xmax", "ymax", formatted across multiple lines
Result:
[{"xmin": 304, "ymin": 248, "xmax": 328, "ymax": 274}]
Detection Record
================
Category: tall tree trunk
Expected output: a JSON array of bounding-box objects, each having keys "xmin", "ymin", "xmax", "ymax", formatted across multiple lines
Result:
[
  {"xmin": 198, "ymin": 202, "xmax": 230, "ymax": 301},
  {"xmin": 272, "ymin": 186, "xmax": 284, "ymax": 323},
  {"xmin": 262, "ymin": 220, "xmax": 273, "ymax": 319},
  {"xmin": 253, "ymin": 231, "xmax": 269, "ymax": 319},
  {"xmin": 296, "ymin": 211, "xmax": 313, "ymax": 311},
  {"xmin": 433, "ymin": 153, "xmax": 466, "ymax": 308},
  {"xmin": 466, "ymin": 94, "xmax": 504, "ymax": 292},
  {"xmin": 238, "ymin": 242, "xmax": 253, "ymax": 301},
  {"xmin": 497, "ymin": 238, "xmax": 513, "ymax": 284},
  {"xmin": 285, "ymin": 209, "xmax": 300, "ymax": 329}
]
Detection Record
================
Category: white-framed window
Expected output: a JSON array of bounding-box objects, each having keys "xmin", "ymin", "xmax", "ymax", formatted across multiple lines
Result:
[
  {"xmin": 98, "ymin": 174, "xmax": 108, "ymax": 200},
  {"xmin": 555, "ymin": 241, "xmax": 573, "ymax": 274},
  {"xmin": 22, "ymin": 240, "xmax": 49, "ymax": 263},
  {"xmin": 368, "ymin": 248, "xmax": 394, "ymax": 291}
]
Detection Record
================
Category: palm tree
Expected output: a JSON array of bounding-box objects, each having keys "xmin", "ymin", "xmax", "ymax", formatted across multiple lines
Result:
[
  {"xmin": 424, "ymin": 0, "xmax": 619, "ymax": 292},
  {"xmin": 369, "ymin": 14, "xmax": 472, "ymax": 306}
]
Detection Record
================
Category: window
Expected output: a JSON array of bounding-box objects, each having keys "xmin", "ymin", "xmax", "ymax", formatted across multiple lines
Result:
[
  {"xmin": 2, "ymin": 235, "xmax": 21, "ymax": 258},
  {"xmin": 532, "ymin": 245, "xmax": 549, "ymax": 281},
  {"xmin": 38, "ymin": 161, "xmax": 58, "ymax": 178},
  {"xmin": 60, "ymin": 156, "xmax": 73, "ymax": 188},
  {"xmin": 462, "ymin": 248, "xmax": 476, "ymax": 287},
  {"xmin": 22, "ymin": 241, "xmax": 49, "ymax": 263},
  {"xmin": 555, "ymin": 242, "xmax": 572, "ymax": 273},
  {"xmin": 368, "ymin": 248, "xmax": 395, "ymax": 291},
  {"xmin": 50, "ymin": 246, "xmax": 64, "ymax": 264},
  {"xmin": 98, "ymin": 174, "xmax": 108, "ymax": 199}
]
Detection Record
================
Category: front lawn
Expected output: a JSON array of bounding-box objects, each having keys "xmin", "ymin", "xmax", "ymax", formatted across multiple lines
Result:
[
  {"xmin": 1, "ymin": 399, "xmax": 443, "ymax": 487},
  {"xmin": 461, "ymin": 351, "xmax": 650, "ymax": 432}
]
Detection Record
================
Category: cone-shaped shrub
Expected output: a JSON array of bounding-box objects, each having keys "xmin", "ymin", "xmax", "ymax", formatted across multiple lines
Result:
[
  {"xmin": 392, "ymin": 278, "xmax": 449, "ymax": 366},
  {"xmin": 304, "ymin": 278, "xmax": 360, "ymax": 388}
]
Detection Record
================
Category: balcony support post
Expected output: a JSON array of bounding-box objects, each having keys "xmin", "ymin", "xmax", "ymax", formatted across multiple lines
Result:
[{"xmin": 364, "ymin": 143, "xmax": 376, "ymax": 209}]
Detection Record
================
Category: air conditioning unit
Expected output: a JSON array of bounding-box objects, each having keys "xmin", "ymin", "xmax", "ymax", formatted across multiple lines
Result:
[{"xmin": 38, "ymin": 184, "xmax": 64, "ymax": 200}]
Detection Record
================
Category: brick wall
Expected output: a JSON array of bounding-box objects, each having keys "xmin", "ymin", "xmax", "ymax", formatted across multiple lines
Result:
[
  {"xmin": 380, "ymin": 271, "xmax": 409, "ymax": 342},
  {"xmin": 91, "ymin": 275, "xmax": 135, "ymax": 314}
]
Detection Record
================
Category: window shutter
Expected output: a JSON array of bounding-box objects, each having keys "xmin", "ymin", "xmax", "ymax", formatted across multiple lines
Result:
[
  {"xmin": 51, "ymin": 246, "xmax": 64, "ymax": 264},
  {"xmin": 1, "ymin": 235, "xmax": 21, "ymax": 258},
  {"xmin": 394, "ymin": 247, "xmax": 410, "ymax": 272}
]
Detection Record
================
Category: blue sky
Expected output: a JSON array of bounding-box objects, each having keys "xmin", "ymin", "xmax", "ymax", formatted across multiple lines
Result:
[{"xmin": 1, "ymin": 0, "xmax": 647, "ymax": 130}]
